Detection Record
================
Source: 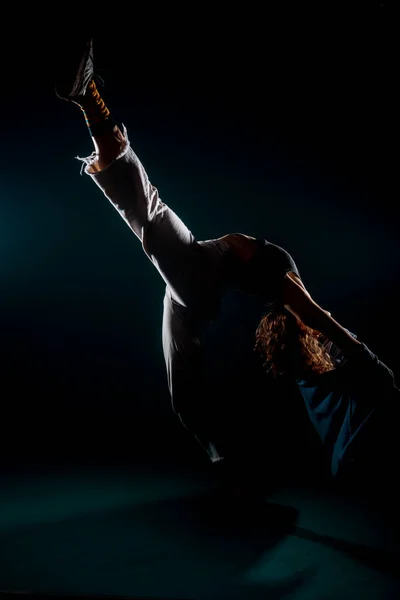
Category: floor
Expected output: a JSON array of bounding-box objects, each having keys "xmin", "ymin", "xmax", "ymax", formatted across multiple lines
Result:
[{"xmin": 0, "ymin": 461, "xmax": 399, "ymax": 600}]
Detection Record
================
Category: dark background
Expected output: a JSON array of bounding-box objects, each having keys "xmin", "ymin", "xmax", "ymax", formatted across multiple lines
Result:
[{"xmin": 0, "ymin": 6, "xmax": 397, "ymax": 479}]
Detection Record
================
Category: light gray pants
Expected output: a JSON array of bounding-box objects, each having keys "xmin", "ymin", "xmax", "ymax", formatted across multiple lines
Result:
[{"xmin": 79, "ymin": 128, "xmax": 230, "ymax": 461}]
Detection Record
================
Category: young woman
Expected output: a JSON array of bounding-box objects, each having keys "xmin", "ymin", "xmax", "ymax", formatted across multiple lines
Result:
[{"xmin": 56, "ymin": 38, "xmax": 399, "ymax": 489}]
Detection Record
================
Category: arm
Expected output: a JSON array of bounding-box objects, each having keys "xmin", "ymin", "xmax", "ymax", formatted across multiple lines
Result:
[
  {"xmin": 282, "ymin": 272, "xmax": 363, "ymax": 358},
  {"xmin": 283, "ymin": 273, "xmax": 400, "ymax": 398}
]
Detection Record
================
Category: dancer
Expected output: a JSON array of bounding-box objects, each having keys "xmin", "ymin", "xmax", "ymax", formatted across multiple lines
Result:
[{"xmin": 56, "ymin": 39, "xmax": 398, "ymax": 489}]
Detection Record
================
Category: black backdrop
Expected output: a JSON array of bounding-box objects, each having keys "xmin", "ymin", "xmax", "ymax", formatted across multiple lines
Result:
[{"xmin": 0, "ymin": 7, "xmax": 397, "ymax": 476}]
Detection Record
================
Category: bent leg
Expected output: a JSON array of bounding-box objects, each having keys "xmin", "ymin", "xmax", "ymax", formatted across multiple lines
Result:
[{"xmin": 162, "ymin": 293, "xmax": 225, "ymax": 463}]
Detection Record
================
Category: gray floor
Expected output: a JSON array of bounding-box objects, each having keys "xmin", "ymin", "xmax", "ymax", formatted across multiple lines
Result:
[{"xmin": 0, "ymin": 465, "xmax": 399, "ymax": 600}]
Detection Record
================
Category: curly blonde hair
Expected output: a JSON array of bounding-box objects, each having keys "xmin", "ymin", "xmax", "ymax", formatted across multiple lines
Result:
[{"xmin": 255, "ymin": 310, "xmax": 336, "ymax": 378}]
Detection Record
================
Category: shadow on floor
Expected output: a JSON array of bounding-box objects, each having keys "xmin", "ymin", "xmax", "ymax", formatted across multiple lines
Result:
[
  {"xmin": 293, "ymin": 526, "xmax": 400, "ymax": 579},
  {"xmin": 0, "ymin": 486, "xmax": 302, "ymax": 599}
]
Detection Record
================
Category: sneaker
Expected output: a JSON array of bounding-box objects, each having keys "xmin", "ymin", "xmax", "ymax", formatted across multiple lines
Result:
[{"xmin": 55, "ymin": 38, "xmax": 94, "ymax": 101}]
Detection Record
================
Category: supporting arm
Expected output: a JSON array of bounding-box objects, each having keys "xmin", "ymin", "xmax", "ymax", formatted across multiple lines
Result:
[{"xmin": 282, "ymin": 272, "xmax": 363, "ymax": 358}]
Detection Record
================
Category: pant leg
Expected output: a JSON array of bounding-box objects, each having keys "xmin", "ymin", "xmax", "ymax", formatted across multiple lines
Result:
[
  {"xmin": 79, "ymin": 127, "xmax": 207, "ymax": 308},
  {"xmin": 335, "ymin": 389, "xmax": 400, "ymax": 490},
  {"xmin": 162, "ymin": 292, "xmax": 225, "ymax": 462},
  {"xmin": 79, "ymin": 129, "xmax": 224, "ymax": 461}
]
